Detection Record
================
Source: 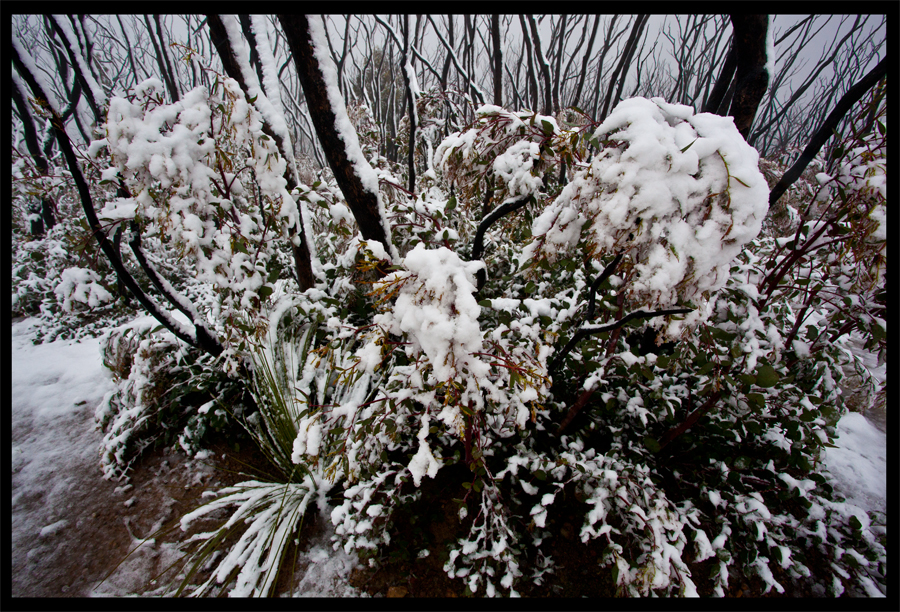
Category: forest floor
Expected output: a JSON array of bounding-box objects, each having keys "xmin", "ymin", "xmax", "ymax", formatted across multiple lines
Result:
[{"xmin": 9, "ymin": 316, "xmax": 886, "ymax": 599}]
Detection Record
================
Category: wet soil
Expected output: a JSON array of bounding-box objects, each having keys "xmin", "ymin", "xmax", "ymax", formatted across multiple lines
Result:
[{"xmin": 10, "ymin": 439, "xmax": 270, "ymax": 598}]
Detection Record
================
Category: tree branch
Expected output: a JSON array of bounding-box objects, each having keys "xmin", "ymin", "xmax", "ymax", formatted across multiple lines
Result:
[
  {"xmin": 768, "ymin": 57, "xmax": 887, "ymax": 206},
  {"xmin": 549, "ymin": 307, "xmax": 692, "ymax": 374}
]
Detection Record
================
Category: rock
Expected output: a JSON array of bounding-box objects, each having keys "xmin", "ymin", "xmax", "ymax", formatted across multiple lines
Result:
[{"xmin": 387, "ymin": 585, "xmax": 408, "ymax": 598}]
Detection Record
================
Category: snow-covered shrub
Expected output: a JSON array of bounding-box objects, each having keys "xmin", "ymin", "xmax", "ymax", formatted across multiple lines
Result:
[
  {"xmin": 54, "ymin": 267, "xmax": 114, "ymax": 312},
  {"xmin": 99, "ymin": 75, "xmax": 305, "ymax": 372},
  {"xmin": 12, "ymin": 140, "xmax": 135, "ymax": 342},
  {"xmin": 164, "ymin": 93, "xmax": 885, "ymax": 597},
  {"xmin": 97, "ymin": 316, "xmax": 253, "ymax": 479}
]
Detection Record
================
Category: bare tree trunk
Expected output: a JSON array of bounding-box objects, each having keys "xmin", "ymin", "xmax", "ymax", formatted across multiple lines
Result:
[
  {"xmin": 278, "ymin": 14, "xmax": 392, "ymax": 256},
  {"xmin": 238, "ymin": 14, "xmax": 267, "ymax": 88},
  {"xmin": 552, "ymin": 15, "xmax": 566, "ymax": 112},
  {"xmin": 11, "ymin": 78, "xmax": 55, "ymax": 235},
  {"xmin": 599, "ymin": 15, "xmax": 646, "ymax": 121},
  {"xmin": 402, "ymin": 15, "xmax": 417, "ymax": 193},
  {"xmin": 491, "ymin": 14, "xmax": 502, "ymax": 107},
  {"xmin": 143, "ymin": 15, "xmax": 179, "ymax": 103},
  {"xmin": 570, "ymin": 15, "xmax": 600, "ymax": 110},
  {"xmin": 727, "ymin": 14, "xmax": 769, "ymax": 140},
  {"xmin": 525, "ymin": 15, "xmax": 553, "ymax": 115},
  {"xmin": 518, "ymin": 15, "xmax": 540, "ymax": 112},
  {"xmin": 205, "ymin": 14, "xmax": 317, "ymax": 291}
]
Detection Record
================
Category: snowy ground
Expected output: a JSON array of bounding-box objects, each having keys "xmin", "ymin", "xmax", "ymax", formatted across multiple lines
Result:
[
  {"xmin": 10, "ymin": 317, "xmax": 360, "ymax": 597},
  {"xmin": 10, "ymin": 316, "xmax": 886, "ymax": 597}
]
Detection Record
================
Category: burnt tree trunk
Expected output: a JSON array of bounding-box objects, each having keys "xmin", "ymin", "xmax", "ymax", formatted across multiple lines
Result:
[
  {"xmin": 728, "ymin": 15, "xmax": 769, "ymax": 140},
  {"xmin": 278, "ymin": 14, "xmax": 392, "ymax": 255}
]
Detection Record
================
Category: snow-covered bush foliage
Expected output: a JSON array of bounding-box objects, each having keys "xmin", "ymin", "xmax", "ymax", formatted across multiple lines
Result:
[
  {"xmin": 97, "ymin": 315, "xmax": 253, "ymax": 479},
  {"xmin": 12, "ymin": 136, "xmax": 136, "ymax": 342},
  {"xmin": 98, "ymin": 75, "xmax": 305, "ymax": 372},
  {"xmin": 159, "ymin": 90, "xmax": 886, "ymax": 598},
  {"xmin": 13, "ymin": 18, "xmax": 884, "ymax": 595}
]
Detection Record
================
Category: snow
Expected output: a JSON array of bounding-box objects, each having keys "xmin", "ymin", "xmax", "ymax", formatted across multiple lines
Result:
[
  {"xmin": 11, "ymin": 317, "xmax": 361, "ymax": 597},
  {"xmin": 51, "ymin": 15, "xmax": 108, "ymax": 110},
  {"xmin": 823, "ymin": 412, "xmax": 886, "ymax": 516},
  {"xmin": 11, "ymin": 34, "xmax": 62, "ymax": 115},
  {"xmin": 523, "ymin": 97, "xmax": 769, "ymax": 335}
]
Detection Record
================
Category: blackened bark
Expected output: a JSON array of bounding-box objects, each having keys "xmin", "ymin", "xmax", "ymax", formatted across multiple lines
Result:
[
  {"xmin": 278, "ymin": 14, "xmax": 392, "ymax": 255},
  {"xmin": 600, "ymin": 15, "xmax": 646, "ymax": 121},
  {"xmin": 526, "ymin": 15, "xmax": 553, "ymax": 116},
  {"xmin": 519, "ymin": 15, "xmax": 539, "ymax": 112},
  {"xmin": 11, "ymin": 82, "xmax": 56, "ymax": 234},
  {"xmin": 571, "ymin": 15, "xmax": 601, "ymax": 110},
  {"xmin": 144, "ymin": 15, "xmax": 179, "ymax": 103},
  {"xmin": 769, "ymin": 58, "xmax": 887, "ymax": 206},
  {"xmin": 471, "ymin": 194, "xmax": 532, "ymax": 291},
  {"xmin": 552, "ymin": 15, "xmax": 566, "ymax": 112},
  {"xmin": 491, "ymin": 15, "xmax": 502, "ymax": 107},
  {"xmin": 402, "ymin": 15, "xmax": 417, "ymax": 193},
  {"xmin": 47, "ymin": 15, "xmax": 102, "ymax": 125},
  {"xmin": 728, "ymin": 15, "xmax": 769, "ymax": 140},
  {"xmin": 238, "ymin": 14, "xmax": 267, "ymax": 89},
  {"xmin": 206, "ymin": 14, "xmax": 316, "ymax": 291}
]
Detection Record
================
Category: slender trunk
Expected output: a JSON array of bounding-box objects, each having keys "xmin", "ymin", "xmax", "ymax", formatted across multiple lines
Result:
[
  {"xmin": 205, "ymin": 14, "xmax": 317, "ymax": 291},
  {"xmin": 144, "ymin": 15, "xmax": 178, "ymax": 103},
  {"xmin": 278, "ymin": 14, "xmax": 393, "ymax": 256},
  {"xmin": 571, "ymin": 15, "xmax": 601, "ymax": 110},
  {"xmin": 238, "ymin": 14, "xmax": 267, "ymax": 89},
  {"xmin": 769, "ymin": 59, "xmax": 887, "ymax": 206},
  {"xmin": 491, "ymin": 15, "xmax": 503, "ymax": 107},
  {"xmin": 600, "ymin": 15, "xmax": 646, "ymax": 121}
]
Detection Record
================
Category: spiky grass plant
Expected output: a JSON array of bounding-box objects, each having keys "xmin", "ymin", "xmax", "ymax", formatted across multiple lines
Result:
[{"xmin": 173, "ymin": 301, "xmax": 328, "ymax": 597}]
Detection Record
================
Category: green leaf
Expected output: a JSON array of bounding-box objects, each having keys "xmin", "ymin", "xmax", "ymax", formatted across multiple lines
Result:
[
  {"xmin": 849, "ymin": 515, "xmax": 863, "ymax": 530},
  {"xmin": 697, "ymin": 362, "xmax": 715, "ymax": 376},
  {"xmin": 540, "ymin": 119, "xmax": 555, "ymax": 135},
  {"xmin": 747, "ymin": 392, "xmax": 765, "ymax": 408},
  {"xmin": 680, "ymin": 138, "xmax": 698, "ymax": 153},
  {"xmin": 755, "ymin": 364, "xmax": 779, "ymax": 388},
  {"xmin": 739, "ymin": 373, "xmax": 756, "ymax": 386},
  {"xmin": 643, "ymin": 436, "xmax": 661, "ymax": 453},
  {"xmin": 446, "ymin": 195, "xmax": 457, "ymax": 211},
  {"xmin": 534, "ymin": 469, "xmax": 547, "ymax": 481}
]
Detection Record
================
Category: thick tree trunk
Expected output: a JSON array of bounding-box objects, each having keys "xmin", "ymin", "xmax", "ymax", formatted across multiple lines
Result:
[
  {"xmin": 278, "ymin": 14, "xmax": 392, "ymax": 256},
  {"xmin": 728, "ymin": 15, "xmax": 769, "ymax": 140}
]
